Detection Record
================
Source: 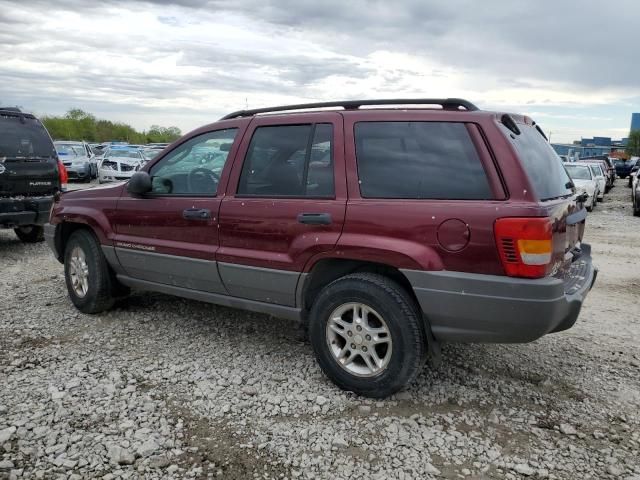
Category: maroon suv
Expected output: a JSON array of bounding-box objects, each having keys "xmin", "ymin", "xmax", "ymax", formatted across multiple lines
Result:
[{"xmin": 45, "ymin": 99, "xmax": 597, "ymax": 397}]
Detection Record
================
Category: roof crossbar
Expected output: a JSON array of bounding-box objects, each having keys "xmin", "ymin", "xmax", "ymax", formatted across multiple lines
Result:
[{"xmin": 220, "ymin": 98, "xmax": 479, "ymax": 120}]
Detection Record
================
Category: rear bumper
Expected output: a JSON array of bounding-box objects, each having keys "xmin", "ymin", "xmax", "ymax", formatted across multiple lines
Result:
[
  {"xmin": 0, "ymin": 196, "xmax": 53, "ymax": 228},
  {"xmin": 402, "ymin": 244, "xmax": 597, "ymax": 343}
]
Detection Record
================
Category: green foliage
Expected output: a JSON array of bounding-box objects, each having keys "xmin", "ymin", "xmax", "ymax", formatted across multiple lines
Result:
[
  {"xmin": 41, "ymin": 109, "xmax": 182, "ymax": 144},
  {"xmin": 627, "ymin": 130, "xmax": 640, "ymax": 157}
]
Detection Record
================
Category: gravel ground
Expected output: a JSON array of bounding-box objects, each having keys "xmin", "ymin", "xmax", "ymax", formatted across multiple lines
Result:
[{"xmin": 1, "ymin": 181, "xmax": 639, "ymax": 480}]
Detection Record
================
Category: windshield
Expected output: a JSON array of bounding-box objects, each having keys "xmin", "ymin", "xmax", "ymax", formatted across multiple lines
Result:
[
  {"xmin": 565, "ymin": 165, "xmax": 592, "ymax": 180},
  {"xmin": 0, "ymin": 115, "xmax": 56, "ymax": 159},
  {"xmin": 502, "ymin": 123, "xmax": 572, "ymax": 200},
  {"xmin": 55, "ymin": 144, "xmax": 85, "ymax": 156},
  {"xmin": 107, "ymin": 149, "xmax": 141, "ymax": 159},
  {"xmin": 143, "ymin": 149, "xmax": 161, "ymax": 160}
]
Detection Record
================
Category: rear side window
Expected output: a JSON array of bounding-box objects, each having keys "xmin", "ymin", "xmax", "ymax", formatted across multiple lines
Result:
[
  {"xmin": 354, "ymin": 122, "xmax": 492, "ymax": 199},
  {"xmin": 503, "ymin": 124, "xmax": 572, "ymax": 201},
  {"xmin": 238, "ymin": 124, "xmax": 334, "ymax": 197}
]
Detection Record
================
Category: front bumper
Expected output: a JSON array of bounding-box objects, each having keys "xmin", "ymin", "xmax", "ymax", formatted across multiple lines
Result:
[
  {"xmin": 402, "ymin": 243, "xmax": 598, "ymax": 343},
  {"xmin": 99, "ymin": 169, "xmax": 134, "ymax": 182},
  {"xmin": 64, "ymin": 163, "xmax": 92, "ymax": 180},
  {"xmin": 0, "ymin": 196, "xmax": 54, "ymax": 228}
]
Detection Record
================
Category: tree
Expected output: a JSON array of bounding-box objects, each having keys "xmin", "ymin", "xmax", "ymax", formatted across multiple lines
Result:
[
  {"xmin": 627, "ymin": 130, "xmax": 640, "ymax": 157},
  {"xmin": 41, "ymin": 109, "xmax": 180, "ymax": 144}
]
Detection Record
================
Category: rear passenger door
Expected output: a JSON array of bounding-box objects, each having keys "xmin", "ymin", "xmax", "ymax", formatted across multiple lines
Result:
[{"xmin": 218, "ymin": 113, "xmax": 346, "ymax": 306}]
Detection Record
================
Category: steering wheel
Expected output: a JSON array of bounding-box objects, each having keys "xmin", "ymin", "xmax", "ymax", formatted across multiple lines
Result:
[{"xmin": 187, "ymin": 168, "xmax": 220, "ymax": 194}]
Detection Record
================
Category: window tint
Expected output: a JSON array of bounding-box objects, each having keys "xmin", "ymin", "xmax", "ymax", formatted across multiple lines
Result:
[
  {"xmin": 238, "ymin": 124, "xmax": 334, "ymax": 197},
  {"xmin": 502, "ymin": 124, "xmax": 572, "ymax": 201},
  {"xmin": 150, "ymin": 128, "xmax": 237, "ymax": 195},
  {"xmin": 354, "ymin": 122, "xmax": 492, "ymax": 199}
]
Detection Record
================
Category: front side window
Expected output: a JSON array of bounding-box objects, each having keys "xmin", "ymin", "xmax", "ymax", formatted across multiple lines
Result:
[
  {"xmin": 590, "ymin": 165, "xmax": 602, "ymax": 177},
  {"xmin": 354, "ymin": 121, "xmax": 492, "ymax": 199},
  {"xmin": 150, "ymin": 128, "xmax": 237, "ymax": 195},
  {"xmin": 238, "ymin": 123, "xmax": 334, "ymax": 197}
]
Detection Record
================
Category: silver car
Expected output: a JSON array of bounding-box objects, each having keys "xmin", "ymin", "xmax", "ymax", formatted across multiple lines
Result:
[
  {"xmin": 54, "ymin": 141, "xmax": 96, "ymax": 182},
  {"xmin": 98, "ymin": 147, "xmax": 146, "ymax": 183}
]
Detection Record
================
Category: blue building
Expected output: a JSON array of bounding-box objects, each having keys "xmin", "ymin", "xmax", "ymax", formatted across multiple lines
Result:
[
  {"xmin": 552, "ymin": 143, "xmax": 612, "ymax": 158},
  {"xmin": 631, "ymin": 113, "xmax": 640, "ymax": 132}
]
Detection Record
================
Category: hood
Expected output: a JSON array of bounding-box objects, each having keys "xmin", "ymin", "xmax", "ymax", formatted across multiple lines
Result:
[
  {"xmin": 61, "ymin": 181, "xmax": 125, "ymax": 201},
  {"xmin": 572, "ymin": 178, "xmax": 595, "ymax": 189}
]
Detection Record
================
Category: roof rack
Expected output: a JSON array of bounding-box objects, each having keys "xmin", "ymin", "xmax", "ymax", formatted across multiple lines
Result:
[{"xmin": 220, "ymin": 98, "xmax": 479, "ymax": 120}]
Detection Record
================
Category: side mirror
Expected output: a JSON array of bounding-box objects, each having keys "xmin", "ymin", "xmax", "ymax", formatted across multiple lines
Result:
[
  {"xmin": 632, "ymin": 166, "xmax": 639, "ymax": 173},
  {"xmin": 127, "ymin": 171, "xmax": 152, "ymax": 195}
]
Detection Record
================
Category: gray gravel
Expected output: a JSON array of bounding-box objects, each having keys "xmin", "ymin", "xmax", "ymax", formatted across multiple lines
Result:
[{"xmin": 1, "ymin": 181, "xmax": 639, "ymax": 479}]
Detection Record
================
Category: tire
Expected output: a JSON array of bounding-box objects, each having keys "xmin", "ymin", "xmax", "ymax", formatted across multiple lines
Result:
[
  {"xmin": 14, "ymin": 225, "xmax": 44, "ymax": 243},
  {"xmin": 63, "ymin": 229, "xmax": 126, "ymax": 313},
  {"xmin": 308, "ymin": 273, "xmax": 426, "ymax": 398}
]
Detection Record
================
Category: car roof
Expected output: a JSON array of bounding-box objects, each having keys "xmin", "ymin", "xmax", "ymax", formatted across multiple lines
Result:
[{"xmin": 567, "ymin": 163, "xmax": 596, "ymax": 168}]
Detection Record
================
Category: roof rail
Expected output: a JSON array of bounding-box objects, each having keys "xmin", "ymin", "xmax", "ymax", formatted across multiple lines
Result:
[{"xmin": 220, "ymin": 98, "xmax": 479, "ymax": 120}]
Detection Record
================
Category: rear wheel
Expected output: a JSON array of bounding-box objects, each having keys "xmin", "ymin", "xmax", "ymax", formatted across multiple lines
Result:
[
  {"xmin": 64, "ymin": 229, "xmax": 127, "ymax": 313},
  {"xmin": 14, "ymin": 225, "xmax": 44, "ymax": 243},
  {"xmin": 308, "ymin": 273, "xmax": 426, "ymax": 398}
]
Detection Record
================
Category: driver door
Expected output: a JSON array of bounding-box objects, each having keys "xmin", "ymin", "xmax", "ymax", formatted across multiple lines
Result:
[{"xmin": 111, "ymin": 128, "xmax": 241, "ymax": 293}]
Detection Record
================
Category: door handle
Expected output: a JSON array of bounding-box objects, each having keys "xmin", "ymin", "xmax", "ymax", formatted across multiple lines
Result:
[
  {"xmin": 183, "ymin": 208, "xmax": 211, "ymax": 220},
  {"xmin": 297, "ymin": 213, "xmax": 332, "ymax": 225}
]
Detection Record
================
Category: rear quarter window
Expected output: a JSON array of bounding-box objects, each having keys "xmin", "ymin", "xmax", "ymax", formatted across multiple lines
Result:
[
  {"xmin": 501, "ymin": 123, "xmax": 572, "ymax": 201},
  {"xmin": 354, "ymin": 121, "xmax": 493, "ymax": 200}
]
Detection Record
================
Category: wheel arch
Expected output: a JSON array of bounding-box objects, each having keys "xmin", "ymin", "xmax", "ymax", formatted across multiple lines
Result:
[
  {"xmin": 53, "ymin": 220, "xmax": 104, "ymax": 262},
  {"xmin": 299, "ymin": 257, "xmax": 420, "ymax": 315}
]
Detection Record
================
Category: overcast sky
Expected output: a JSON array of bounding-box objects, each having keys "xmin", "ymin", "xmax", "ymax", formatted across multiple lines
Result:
[{"xmin": 1, "ymin": 0, "xmax": 638, "ymax": 143}]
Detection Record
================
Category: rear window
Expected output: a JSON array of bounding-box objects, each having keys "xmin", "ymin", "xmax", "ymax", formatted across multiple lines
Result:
[
  {"xmin": 0, "ymin": 114, "xmax": 56, "ymax": 160},
  {"xmin": 502, "ymin": 123, "xmax": 572, "ymax": 201},
  {"xmin": 565, "ymin": 165, "xmax": 592, "ymax": 180},
  {"xmin": 354, "ymin": 122, "xmax": 492, "ymax": 199}
]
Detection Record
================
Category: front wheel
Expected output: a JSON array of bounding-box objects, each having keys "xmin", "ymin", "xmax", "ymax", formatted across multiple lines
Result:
[
  {"xmin": 14, "ymin": 225, "xmax": 44, "ymax": 243},
  {"xmin": 308, "ymin": 273, "xmax": 426, "ymax": 398},
  {"xmin": 64, "ymin": 229, "xmax": 127, "ymax": 313}
]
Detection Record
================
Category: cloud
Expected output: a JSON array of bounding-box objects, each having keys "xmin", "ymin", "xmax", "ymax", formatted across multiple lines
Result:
[{"xmin": 0, "ymin": 0, "xmax": 638, "ymax": 140}]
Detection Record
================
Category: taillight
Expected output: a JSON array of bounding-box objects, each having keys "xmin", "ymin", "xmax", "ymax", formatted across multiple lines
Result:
[
  {"xmin": 57, "ymin": 159, "xmax": 68, "ymax": 191},
  {"xmin": 494, "ymin": 217, "xmax": 552, "ymax": 279}
]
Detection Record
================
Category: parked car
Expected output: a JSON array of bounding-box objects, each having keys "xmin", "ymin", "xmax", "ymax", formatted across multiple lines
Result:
[
  {"xmin": 564, "ymin": 163, "xmax": 598, "ymax": 211},
  {"xmin": 54, "ymin": 141, "xmax": 96, "ymax": 181},
  {"xmin": 614, "ymin": 158, "xmax": 638, "ymax": 179},
  {"xmin": 98, "ymin": 146, "xmax": 146, "ymax": 183},
  {"xmin": 142, "ymin": 147, "xmax": 163, "ymax": 162},
  {"xmin": 0, "ymin": 108, "xmax": 67, "ymax": 242},
  {"xmin": 632, "ymin": 172, "xmax": 640, "ymax": 217},
  {"xmin": 627, "ymin": 160, "xmax": 639, "ymax": 188},
  {"xmin": 581, "ymin": 158, "xmax": 614, "ymax": 192},
  {"xmin": 45, "ymin": 98, "xmax": 597, "ymax": 397},
  {"xmin": 587, "ymin": 164, "xmax": 606, "ymax": 202}
]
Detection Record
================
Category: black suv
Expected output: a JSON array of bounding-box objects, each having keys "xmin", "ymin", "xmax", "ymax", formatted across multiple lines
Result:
[{"xmin": 0, "ymin": 108, "xmax": 64, "ymax": 242}]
